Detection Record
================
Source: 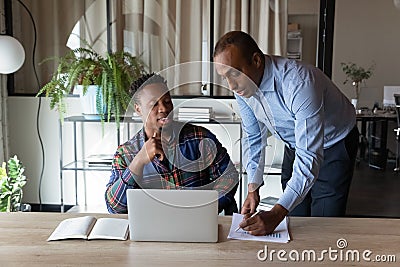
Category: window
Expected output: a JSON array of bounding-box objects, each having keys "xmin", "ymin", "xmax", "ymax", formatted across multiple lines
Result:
[{"xmin": 6, "ymin": 0, "xmax": 291, "ymax": 97}]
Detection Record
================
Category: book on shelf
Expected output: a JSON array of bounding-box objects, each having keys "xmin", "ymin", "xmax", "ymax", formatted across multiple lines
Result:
[
  {"xmin": 177, "ymin": 112, "xmax": 211, "ymax": 118},
  {"xmin": 177, "ymin": 107, "xmax": 214, "ymax": 122},
  {"xmin": 263, "ymin": 165, "xmax": 282, "ymax": 174},
  {"xmin": 178, "ymin": 107, "xmax": 213, "ymax": 114},
  {"xmin": 132, "ymin": 112, "xmax": 142, "ymax": 120},
  {"xmin": 287, "ymin": 55, "xmax": 301, "ymax": 60},
  {"xmin": 177, "ymin": 117, "xmax": 211, "ymax": 122},
  {"xmin": 287, "ymin": 30, "xmax": 302, "ymax": 38},
  {"xmin": 47, "ymin": 216, "xmax": 129, "ymax": 241},
  {"xmin": 86, "ymin": 154, "xmax": 114, "ymax": 167},
  {"xmin": 257, "ymin": 196, "xmax": 279, "ymax": 211}
]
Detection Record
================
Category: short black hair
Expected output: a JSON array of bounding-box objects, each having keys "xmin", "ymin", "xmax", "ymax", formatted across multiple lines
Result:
[
  {"xmin": 129, "ymin": 73, "xmax": 167, "ymax": 104},
  {"xmin": 213, "ymin": 31, "xmax": 264, "ymax": 64}
]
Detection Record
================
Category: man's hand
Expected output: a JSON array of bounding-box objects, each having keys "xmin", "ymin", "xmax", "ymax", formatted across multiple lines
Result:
[
  {"xmin": 241, "ymin": 183, "xmax": 260, "ymax": 214},
  {"xmin": 129, "ymin": 130, "xmax": 165, "ymax": 174},
  {"xmin": 141, "ymin": 130, "xmax": 165, "ymax": 162},
  {"xmin": 239, "ymin": 204, "xmax": 288, "ymax": 236}
]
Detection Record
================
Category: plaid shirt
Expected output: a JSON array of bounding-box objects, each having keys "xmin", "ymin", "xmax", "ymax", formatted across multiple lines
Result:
[{"xmin": 105, "ymin": 121, "xmax": 239, "ymax": 213}]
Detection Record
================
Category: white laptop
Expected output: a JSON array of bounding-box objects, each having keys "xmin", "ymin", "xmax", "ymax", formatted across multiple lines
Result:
[{"xmin": 127, "ymin": 189, "xmax": 218, "ymax": 242}]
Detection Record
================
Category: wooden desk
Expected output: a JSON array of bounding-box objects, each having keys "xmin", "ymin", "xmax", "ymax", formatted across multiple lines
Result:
[{"xmin": 0, "ymin": 213, "xmax": 399, "ymax": 266}]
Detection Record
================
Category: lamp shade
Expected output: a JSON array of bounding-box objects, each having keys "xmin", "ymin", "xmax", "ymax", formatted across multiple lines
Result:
[
  {"xmin": 0, "ymin": 35, "xmax": 25, "ymax": 74},
  {"xmin": 395, "ymin": 0, "xmax": 400, "ymax": 9}
]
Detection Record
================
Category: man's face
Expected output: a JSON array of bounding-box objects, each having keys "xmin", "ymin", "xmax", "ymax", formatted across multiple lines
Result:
[
  {"xmin": 214, "ymin": 45, "xmax": 263, "ymax": 98},
  {"xmin": 135, "ymin": 83, "xmax": 173, "ymax": 134}
]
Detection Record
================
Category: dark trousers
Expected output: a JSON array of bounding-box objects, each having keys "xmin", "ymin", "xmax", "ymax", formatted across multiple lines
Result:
[{"xmin": 281, "ymin": 126, "xmax": 359, "ymax": 216}]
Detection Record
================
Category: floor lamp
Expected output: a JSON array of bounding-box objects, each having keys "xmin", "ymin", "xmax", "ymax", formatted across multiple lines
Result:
[
  {"xmin": 2, "ymin": 0, "xmax": 45, "ymax": 212},
  {"xmin": 0, "ymin": 35, "xmax": 25, "ymax": 74}
]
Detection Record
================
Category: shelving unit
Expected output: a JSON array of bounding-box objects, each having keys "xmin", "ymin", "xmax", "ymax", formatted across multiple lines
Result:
[
  {"xmin": 287, "ymin": 36, "xmax": 303, "ymax": 60},
  {"xmin": 59, "ymin": 116, "xmax": 244, "ymax": 212},
  {"xmin": 287, "ymin": 25, "xmax": 302, "ymax": 61}
]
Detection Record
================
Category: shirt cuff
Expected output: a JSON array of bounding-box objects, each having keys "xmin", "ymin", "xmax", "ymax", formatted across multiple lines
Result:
[
  {"xmin": 122, "ymin": 168, "xmax": 139, "ymax": 186},
  {"xmin": 276, "ymin": 185, "xmax": 301, "ymax": 212},
  {"xmin": 247, "ymin": 165, "xmax": 265, "ymax": 186}
]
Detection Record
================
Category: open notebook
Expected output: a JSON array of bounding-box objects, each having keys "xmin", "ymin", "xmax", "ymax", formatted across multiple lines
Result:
[{"xmin": 47, "ymin": 216, "xmax": 129, "ymax": 241}]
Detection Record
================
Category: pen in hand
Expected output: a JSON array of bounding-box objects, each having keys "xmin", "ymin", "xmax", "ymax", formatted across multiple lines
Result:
[{"xmin": 235, "ymin": 210, "xmax": 261, "ymax": 232}]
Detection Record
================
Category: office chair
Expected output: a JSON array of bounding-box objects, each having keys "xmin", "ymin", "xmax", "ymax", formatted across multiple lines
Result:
[{"xmin": 393, "ymin": 94, "xmax": 400, "ymax": 171}]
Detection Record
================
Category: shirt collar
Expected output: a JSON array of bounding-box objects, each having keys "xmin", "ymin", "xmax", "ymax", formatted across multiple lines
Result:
[{"xmin": 258, "ymin": 55, "xmax": 275, "ymax": 92}]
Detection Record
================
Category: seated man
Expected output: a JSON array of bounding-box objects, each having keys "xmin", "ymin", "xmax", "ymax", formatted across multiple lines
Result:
[{"xmin": 105, "ymin": 73, "xmax": 239, "ymax": 214}]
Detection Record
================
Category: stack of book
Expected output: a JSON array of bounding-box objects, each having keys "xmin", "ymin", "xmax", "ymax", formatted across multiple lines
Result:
[
  {"xmin": 132, "ymin": 112, "xmax": 141, "ymax": 120},
  {"xmin": 287, "ymin": 30, "xmax": 301, "ymax": 38},
  {"xmin": 177, "ymin": 107, "xmax": 213, "ymax": 122},
  {"xmin": 257, "ymin": 196, "xmax": 279, "ymax": 211},
  {"xmin": 287, "ymin": 29, "xmax": 302, "ymax": 60}
]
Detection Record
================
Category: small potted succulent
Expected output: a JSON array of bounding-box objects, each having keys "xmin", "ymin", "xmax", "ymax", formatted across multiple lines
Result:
[{"xmin": 37, "ymin": 45, "xmax": 146, "ymax": 127}]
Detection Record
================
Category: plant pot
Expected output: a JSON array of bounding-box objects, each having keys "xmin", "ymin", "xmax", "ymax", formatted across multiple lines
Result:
[{"xmin": 74, "ymin": 85, "xmax": 104, "ymax": 120}]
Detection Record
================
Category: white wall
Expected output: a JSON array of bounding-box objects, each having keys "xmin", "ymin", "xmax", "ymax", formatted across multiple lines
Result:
[
  {"xmin": 332, "ymin": 0, "xmax": 400, "ymax": 108},
  {"xmin": 288, "ymin": 0, "xmax": 319, "ymax": 14},
  {"xmin": 7, "ymin": 96, "xmax": 284, "ymax": 208},
  {"xmin": 287, "ymin": 0, "xmax": 319, "ymax": 67},
  {"xmin": 7, "ymin": 97, "xmax": 80, "ymax": 205}
]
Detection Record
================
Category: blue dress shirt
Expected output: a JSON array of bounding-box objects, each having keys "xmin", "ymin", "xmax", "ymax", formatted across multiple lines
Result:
[{"xmin": 236, "ymin": 55, "xmax": 356, "ymax": 212}]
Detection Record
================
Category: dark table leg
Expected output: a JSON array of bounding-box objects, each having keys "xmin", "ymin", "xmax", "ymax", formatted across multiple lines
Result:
[{"xmin": 359, "ymin": 119, "xmax": 367, "ymax": 160}]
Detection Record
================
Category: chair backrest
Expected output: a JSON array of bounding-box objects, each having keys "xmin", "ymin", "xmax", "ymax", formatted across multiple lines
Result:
[{"xmin": 394, "ymin": 94, "xmax": 400, "ymax": 126}]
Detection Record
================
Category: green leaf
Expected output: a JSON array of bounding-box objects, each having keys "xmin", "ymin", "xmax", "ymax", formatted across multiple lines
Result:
[
  {"xmin": 37, "ymin": 41, "xmax": 147, "ymax": 129},
  {"xmin": 0, "ymin": 156, "xmax": 26, "ymax": 212},
  {"xmin": 340, "ymin": 62, "xmax": 375, "ymax": 84}
]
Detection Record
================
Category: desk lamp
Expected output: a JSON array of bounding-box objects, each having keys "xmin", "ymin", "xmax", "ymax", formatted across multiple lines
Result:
[{"xmin": 0, "ymin": 35, "xmax": 25, "ymax": 74}]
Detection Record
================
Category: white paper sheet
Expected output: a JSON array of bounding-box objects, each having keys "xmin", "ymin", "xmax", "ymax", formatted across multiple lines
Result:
[{"xmin": 227, "ymin": 213, "xmax": 290, "ymax": 243}]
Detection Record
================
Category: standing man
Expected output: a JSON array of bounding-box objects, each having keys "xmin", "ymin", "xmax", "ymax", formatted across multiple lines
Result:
[
  {"xmin": 105, "ymin": 73, "xmax": 239, "ymax": 214},
  {"xmin": 214, "ymin": 31, "xmax": 358, "ymax": 235}
]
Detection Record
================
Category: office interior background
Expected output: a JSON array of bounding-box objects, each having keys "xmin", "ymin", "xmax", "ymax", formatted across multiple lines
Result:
[{"xmin": 1, "ymin": 0, "xmax": 400, "ymax": 213}]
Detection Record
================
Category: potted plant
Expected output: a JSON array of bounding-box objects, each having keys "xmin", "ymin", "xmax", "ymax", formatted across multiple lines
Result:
[
  {"xmin": 341, "ymin": 62, "xmax": 375, "ymax": 107},
  {"xmin": 37, "ymin": 46, "xmax": 146, "ymax": 127},
  {"xmin": 0, "ymin": 156, "xmax": 27, "ymax": 212}
]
